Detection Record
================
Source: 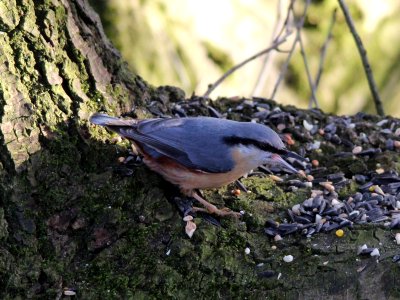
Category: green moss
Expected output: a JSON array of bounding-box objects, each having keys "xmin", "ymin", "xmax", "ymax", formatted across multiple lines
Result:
[
  {"xmin": 382, "ymin": 265, "xmax": 400, "ymax": 298},
  {"xmin": 20, "ymin": 1, "xmax": 40, "ymax": 37},
  {"xmin": 10, "ymin": 33, "xmax": 37, "ymax": 78},
  {"xmin": 0, "ymin": 209, "xmax": 8, "ymax": 240},
  {"xmin": 338, "ymin": 180, "xmax": 359, "ymax": 198},
  {"xmin": 375, "ymin": 150, "xmax": 400, "ymax": 170},
  {"xmin": 284, "ymin": 189, "xmax": 310, "ymax": 208},
  {"xmin": 319, "ymin": 142, "xmax": 338, "ymax": 155},
  {"xmin": 348, "ymin": 159, "xmax": 368, "ymax": 174},
  {"xmin": 0, "ymin": 0, "xmax": 19, "ymax": 31},
  {"xmin": 241, "ymin": 177, "xmax": 286, "ymax": 203}
]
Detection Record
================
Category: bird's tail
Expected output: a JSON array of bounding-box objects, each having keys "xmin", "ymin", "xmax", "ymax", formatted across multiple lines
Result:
[{"xmin": 90, "ymin": 113, "xmax": 138, "ymax": 127}]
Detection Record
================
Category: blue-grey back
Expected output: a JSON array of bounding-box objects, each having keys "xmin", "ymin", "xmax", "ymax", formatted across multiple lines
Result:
[{"xmin": 129, "ymin": 117, "xmax": 284, "ymax": 173}]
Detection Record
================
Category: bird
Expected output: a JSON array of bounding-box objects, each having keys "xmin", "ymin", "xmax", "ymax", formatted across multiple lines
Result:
[{"xmin": 90, "ymin": 113, "xmax": 300, "ymax": 217}]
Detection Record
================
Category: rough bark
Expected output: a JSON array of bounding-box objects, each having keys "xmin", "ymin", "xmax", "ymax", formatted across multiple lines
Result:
[{"xmin": 0, "ymin": 0, "xmax": 400, "ymax": 299}]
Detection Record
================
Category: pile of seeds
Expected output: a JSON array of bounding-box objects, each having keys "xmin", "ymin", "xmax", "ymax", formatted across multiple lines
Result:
[
  {"xmin": 215, "ymin": 99, "xmax": 400, "ymax": 238},
  {"xmin": 264, "ymin": 171, "xmax": 400, "ymax": 238}
]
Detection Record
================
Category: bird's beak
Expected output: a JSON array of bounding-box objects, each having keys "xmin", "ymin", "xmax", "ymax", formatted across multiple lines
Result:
[
  {"xmin": 271, "ymin": 154, "xmax": 298, "ymax": 174},
  {"xmin": 283, "ymin": 150, "xmax": 307, "ymax": 162}
]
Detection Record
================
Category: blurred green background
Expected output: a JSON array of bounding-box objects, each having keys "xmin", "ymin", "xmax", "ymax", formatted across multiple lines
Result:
[{"xmin": 90, "ymin": 0, "xmax": 400, "ymax": 117}]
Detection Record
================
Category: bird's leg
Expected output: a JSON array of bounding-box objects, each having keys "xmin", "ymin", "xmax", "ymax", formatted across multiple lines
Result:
[{"xmin": 191, "ymin": 191, "xmax": 241, "ymax": 218}]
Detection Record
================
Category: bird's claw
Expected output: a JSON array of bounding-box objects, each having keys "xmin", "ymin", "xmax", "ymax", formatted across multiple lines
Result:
[
  {"xmin": 192, "ymin": 205, "xmax": 241, "ymax": 218},
  {"xmin": 191, "ymin": 192, "xmax": 241, "ymax": 218}
]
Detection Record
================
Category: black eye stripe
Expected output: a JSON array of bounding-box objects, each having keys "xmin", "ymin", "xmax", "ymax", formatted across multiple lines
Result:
[{"xmin": 223, "ymin": 136, "xmax": 287, "ymax": 155}]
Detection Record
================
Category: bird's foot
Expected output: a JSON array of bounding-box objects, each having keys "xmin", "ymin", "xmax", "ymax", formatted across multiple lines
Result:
[
  {"xmin": 191, "ymin": 193, "xmax": 241, "ymax": 218},
  {"xmin": 192, "ymin": 206, "xmax": 241, "ymax": 218}
]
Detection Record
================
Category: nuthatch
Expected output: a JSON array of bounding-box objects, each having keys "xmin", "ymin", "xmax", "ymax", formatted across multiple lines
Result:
[{"xmin": 90, "ymin": 114, "xmax": 300, "ymax": 217}]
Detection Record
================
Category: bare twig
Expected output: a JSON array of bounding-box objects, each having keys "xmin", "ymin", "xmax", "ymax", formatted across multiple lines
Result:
[
  {"xmin": 298, "ymin": 30, "xmax": 319, "ymax": 108},
  {"xmin": 270, "ymin": 35, "xmax": 297, "ymax": 100},
  {"xmin": 270, "ymin": 0, "xmax": 311, "ymax": 100},
  {"xmin": 275, "ymin": 48, "xmax": 292, "ymax": 54},
  {"xmin": 252, "ymin": 0, "xmax": 284, "ymax": 96},
  {"xmin": 203, "ymin": 31, "xmax": 292, "ymax": 98},
  {"xmin": 338, "ymin": 0, "xmax": 385, "ymax": 116},
  {"xmin": 313, "ymin": 8, "xmax": 337, "ymax": 91},
  {"xmin": 273, "ymin": 0, "xmax": 296, "ymax": 45}
]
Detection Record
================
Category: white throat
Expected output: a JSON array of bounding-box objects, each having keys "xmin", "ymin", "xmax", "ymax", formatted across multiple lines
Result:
[{"xmin": 233, "ymin": 144, "xmax": 269, "ymax": 171}]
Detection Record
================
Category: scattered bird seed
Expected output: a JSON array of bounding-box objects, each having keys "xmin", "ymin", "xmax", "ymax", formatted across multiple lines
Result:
[
  {"xmin": 311, "ymin": 160, "xmax": 319, "ymax": 167},
  {"xmin": 396, "ymin": 233, "xmax": 400, "ymax": 245},
  {"xmin": 265, "ymin": 169, "xmax": 400, "ymax": 242},
  {"xmin": 370, "ymin": 248, "xmax": 380, "ymax": 257},
  {"xmin": 284, "ymin": 134, "xmax": 295, "ymax": 146},
  {"xmin": 298, "ymin": 170, "xmax": 307, "ymax": 178},
  {"xmin": 352, "ymin": 146, "xmax": 363, "ymax": 154},
  {"xmin": 63, "ymin": 289, "xmax": 76, "ymax": 296},
  {"xmin": 357, "ymin": 244, "xmax": 368, "ymax": 255},
  {"xmin": 185, "ymin": 220, "xmax": 196, "ymax": 238},
  {"xmin": 111, "ymin": 136, "xmax": 122, "ymax": 144},
  {"xmin": 319, "ymin": 182, "xmax": 335, "ymax": 192},
  {"xmin": 376, "ymin": 120, "xmax": 388, "ymax": 127},
  {"xmin": 283, "ymin": 255, "xmax": 294, "ymax": 263},
  {"xmin": 303, "ymin": 120, "xmax": 314, "ymax": 131},
  {"xmin": 183, "ymin": 215, "xmax": 193, "ymax": 222},
  {"xmin": 277, "ymin": 123, "xmax": 286, "ymax": 131},
  {"xmin": 270, "ymin": 175, "xmax": 283, "ymax": 182},
  {"xmin": 232, "ymin": 189, "xmax": 241, "ymax": 196},
  {"xmin": 257, "ymin": 270, "xmax": 275, "ymax": 278},
  {"xmin": 335, "ymin": 229, "xmax": 344, "ymax": 237},
  {"xmin": 291, "ymin": 204, "xmax": 301, "ymax": 215},
  {"xmin": 376, "ymin": 168, "xmax": 385, "ymax": 174}
]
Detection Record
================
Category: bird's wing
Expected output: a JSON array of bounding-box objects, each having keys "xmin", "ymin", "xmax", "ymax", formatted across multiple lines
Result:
[{"xmin": 119, "ymin": 118, "xmax": 235, "ymax": 173}]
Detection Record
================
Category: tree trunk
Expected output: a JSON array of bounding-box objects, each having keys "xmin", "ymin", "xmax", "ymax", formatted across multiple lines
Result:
[{"xmin": 1, "ymin": 1, "xmax": 400, "ymax": 299}]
